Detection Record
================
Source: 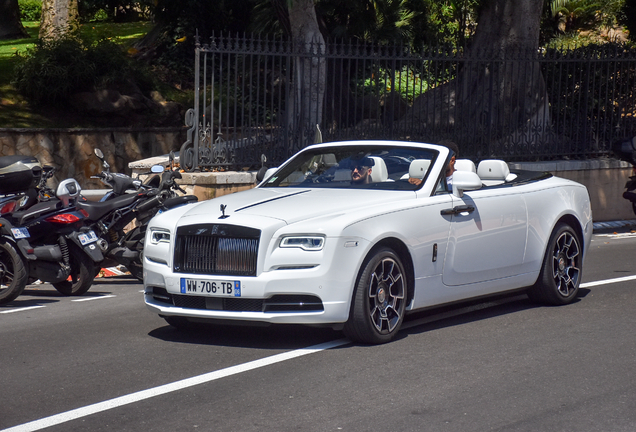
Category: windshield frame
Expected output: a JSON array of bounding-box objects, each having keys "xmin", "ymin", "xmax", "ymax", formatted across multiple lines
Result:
[{"xmin": 260, "ymin": 143, "xmax": 440, "ymax": 191}]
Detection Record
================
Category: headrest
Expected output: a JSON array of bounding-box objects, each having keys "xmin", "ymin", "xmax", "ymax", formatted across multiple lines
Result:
[
  {"xmin": 408, "ymin": 159, "xmax": 431, "ymax": 179},
  {"xmin": 454, "ymin": 159, "xmax": 476, "ymax": 173},
  {"xmin": 477, "ymin": 160, "xmax": 510, "ymax": 180},
  {"xmin": 368, "ymin": 156, "xmax": 388, "ymax": 182}
]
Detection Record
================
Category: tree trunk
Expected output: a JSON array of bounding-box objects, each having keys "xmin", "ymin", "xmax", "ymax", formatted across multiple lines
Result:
[
  {"xmin": 39, "ymin": 0, "xmax": 78, "ymax": 39},
  {"xmin": 288, "ymin": 0, "xmax": 326, "ymax": 149},
  {"xmin": 404, "ymin": 0, "xmax": 549, "ymax": 158},
  {"xmin": 0, "ymin": 0, "xmax": 28, "ymax": 39}
]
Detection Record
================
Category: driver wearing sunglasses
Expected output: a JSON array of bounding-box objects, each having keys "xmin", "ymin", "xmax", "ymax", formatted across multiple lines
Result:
[{"xmin": 350, "ymin": 157, "xmax": 375, "ymax": 184}]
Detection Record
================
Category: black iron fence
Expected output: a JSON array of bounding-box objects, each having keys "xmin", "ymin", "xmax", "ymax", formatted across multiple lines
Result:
[{"xmin": 177, "ymin": 34, "xmax": 636, "ymax": 171}]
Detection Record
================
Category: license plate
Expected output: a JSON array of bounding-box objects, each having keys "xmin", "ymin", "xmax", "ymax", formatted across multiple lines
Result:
[
  {"xmin": 11, "ymin": 227, "xmax": 30, "ymax": 239},
  {"xmin": 180, "ymin": 278, "xmax": 241, "ymax": 297},
  {"xmin": 78, "ymin": 230, "xmax": 98, "ymax": 245}
]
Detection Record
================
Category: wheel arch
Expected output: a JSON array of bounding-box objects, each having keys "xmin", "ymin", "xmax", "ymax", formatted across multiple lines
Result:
[
  {"xmin": 359, "ymin": 236, "xmax": 415, "ymax": 308},
  {"xmin": 554, "ymin": 213, "xmax": 586, "ymax": 251}
]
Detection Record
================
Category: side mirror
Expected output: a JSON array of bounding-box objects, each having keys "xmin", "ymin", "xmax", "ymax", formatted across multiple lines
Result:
[
  {"xmin": 257, "ymin": 167, "xmax": 278, "ymax": 184},
  {"xmin": 151, "ymin": 165, "xmax": 165, "ymax": 174},
  {"xmin": 452, "ymin": 171, "xmax": 482, "ymax": 197}
]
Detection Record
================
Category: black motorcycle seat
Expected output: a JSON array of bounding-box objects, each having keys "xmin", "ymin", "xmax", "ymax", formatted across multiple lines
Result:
[
  {"xmin": 163, "ymin": 195, "xmax": 198, "ymax": 209},
  {"xmin": 77, "ymin": 193, "xmax": 142, "ymax": 221}
]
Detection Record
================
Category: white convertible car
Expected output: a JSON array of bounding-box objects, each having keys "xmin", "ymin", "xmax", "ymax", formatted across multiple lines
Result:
[{"xmin": 143, "ymin": 140, "xmax": 592, "ymax": 344}]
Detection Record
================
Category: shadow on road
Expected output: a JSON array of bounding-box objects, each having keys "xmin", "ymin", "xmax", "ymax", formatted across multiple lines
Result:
[
  {"xmin": 148, "ymin": 321, "xmax": 344, "ymax": 350},
  {"xmin": 399, "ymin": 289, "xmax": 590, "ymax": 341},
  {"xmin": 145, "ymin": 289, "xmax": 590, "ymax": 349}
]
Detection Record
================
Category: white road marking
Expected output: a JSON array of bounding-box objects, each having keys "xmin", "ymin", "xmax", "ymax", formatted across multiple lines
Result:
[
  {"xmin": 3, "ymin": 273, "xmax": 636, "ymax": 431},
  {"xmin": 71, "ymin": 295, "xmax": 116, "ymax": 302},
  {"xmin": 0, "ymin": 306, "xmax": 46, "ymax": 314},
  {"xmin": 0, "ymin": 338, "xmax": 350, "ymax": 432},
  {"xmin": 580, "ymin": 275, "xmax": 636, "ymax": 288}
]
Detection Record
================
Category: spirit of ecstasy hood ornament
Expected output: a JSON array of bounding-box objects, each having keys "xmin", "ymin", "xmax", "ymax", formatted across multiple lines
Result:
[{"xmin": 219, "ymin": 204, "xmax": 229, "ymax": 219}]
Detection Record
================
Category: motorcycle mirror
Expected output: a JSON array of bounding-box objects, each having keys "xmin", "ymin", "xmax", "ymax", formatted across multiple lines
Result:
[
  {"xmin": 256, "ymin": 166, "xmax": 268, "ymax": 183},
  {"xmin": 151, "ymin": 165, "xmax": 165, "ymax": 174},
  {"xmin": 94, "ymin": 148, "xmax": 109, "ymax": 170}
]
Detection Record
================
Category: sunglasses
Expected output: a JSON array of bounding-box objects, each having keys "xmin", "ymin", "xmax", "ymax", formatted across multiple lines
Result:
[{"xmin": 352, "ymin": 165, "xmax": 369, "ymax": 172}]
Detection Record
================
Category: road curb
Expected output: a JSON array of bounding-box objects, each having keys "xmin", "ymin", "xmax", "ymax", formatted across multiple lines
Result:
[{"xmin": 593, "ymin": 219, "xmax": 636, "ymax": 233}]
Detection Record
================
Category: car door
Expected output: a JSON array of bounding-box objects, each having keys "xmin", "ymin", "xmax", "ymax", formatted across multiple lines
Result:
[{"xmin": 442, "ymin": 187, "xmax": 528, "ymax": 286}]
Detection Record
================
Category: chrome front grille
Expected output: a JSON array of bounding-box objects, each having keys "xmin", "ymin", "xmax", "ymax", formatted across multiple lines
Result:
[{"xmin": 173, "ymin": 224, "xmax": 260, "ymax": 276}]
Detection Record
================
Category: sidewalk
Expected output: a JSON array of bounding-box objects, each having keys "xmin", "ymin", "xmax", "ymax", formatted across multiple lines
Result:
[{"xmin": 593, "ymin": 219, "xmax": 636, "ymax": 233}]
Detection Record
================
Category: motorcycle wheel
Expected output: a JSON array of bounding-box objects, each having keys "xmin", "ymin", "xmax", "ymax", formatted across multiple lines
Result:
[
  {"xmin": 127, "ymin": 261, "xmax": 144, "ymax": 282},
  {"xmin": 52, "ymin": 243, "xmax": 97, "ymax": 296},
  {"xmin": 122, "ymin": 226, "xmax": 144, "ymax": 282},
  {"xmin": 0, "ymin": 241, "xmax": 28, "ymax": 304}
]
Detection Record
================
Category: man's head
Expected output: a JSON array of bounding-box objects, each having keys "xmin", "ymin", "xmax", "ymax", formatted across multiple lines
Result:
[
  {"xmin": 438, "ymin": 139, "xmax": 459, "ymax": 176},
  {"xmin": 350, "ymin": 157, "xmax": 374, "ymax": 184}
]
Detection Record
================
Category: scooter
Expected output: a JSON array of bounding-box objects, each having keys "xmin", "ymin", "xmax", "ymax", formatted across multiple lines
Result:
[
  {"xmin": 76, "ymin": 149, "xmax": 197, "ymax": 281},
  {"xmin": 0, "ymin": 174, "xmax": 103, "ymax": 304},
  {"xmin": 613, "ymin": 137, "xmax": 636, "ymax": 215}
]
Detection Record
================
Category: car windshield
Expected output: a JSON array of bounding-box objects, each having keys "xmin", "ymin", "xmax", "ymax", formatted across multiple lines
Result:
[{"xmin": 260, "ymin": 145, "xmax": 439, "ymax": 190}]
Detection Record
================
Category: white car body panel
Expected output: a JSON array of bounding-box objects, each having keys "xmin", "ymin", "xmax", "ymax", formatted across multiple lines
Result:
[{"xmin": 143, "ymin": 140, "xmax": 593, "ymax": 328}]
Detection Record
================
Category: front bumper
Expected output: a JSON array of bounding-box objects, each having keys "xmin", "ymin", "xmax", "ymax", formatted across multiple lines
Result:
[{"xmin": 143, "ymin": 251, "xmax": 359, "ymax": 325}]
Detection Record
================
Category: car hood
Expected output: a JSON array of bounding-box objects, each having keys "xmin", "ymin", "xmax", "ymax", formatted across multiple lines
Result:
[{"xmin": 177, "ymin": 187, "xmax": 412, "ymax": 226}]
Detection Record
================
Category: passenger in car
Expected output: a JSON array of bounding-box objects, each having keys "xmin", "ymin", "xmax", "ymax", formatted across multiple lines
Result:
[
  {"xmin": 438, "ymin": 139, "xmax": 459, "ymax": 191},
  {"xmin": 409, "ymin": 140, "xmax": 459, "ymax": 189}
]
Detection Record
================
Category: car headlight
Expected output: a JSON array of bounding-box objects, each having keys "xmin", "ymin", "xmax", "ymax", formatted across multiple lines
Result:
[
  {"xmin": 279, "ymin": 235, "xmax": 325, "ymax": 251},
  {"xmin": 150, "ymin": 228, "xmax": 171, "ymax": 244}
]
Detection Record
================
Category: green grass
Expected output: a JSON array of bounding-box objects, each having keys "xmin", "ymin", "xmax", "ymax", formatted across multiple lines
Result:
[{"xmin": 0, "ymin": 21, "xmax": 153, "ymax": 128}]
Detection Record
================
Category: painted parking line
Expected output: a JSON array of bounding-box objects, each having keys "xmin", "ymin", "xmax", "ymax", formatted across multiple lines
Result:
[
  {"xmin": 580, "ymin": 274, "xmax": 636, "ymax": 288},
  {"xmin": 71, "ymin": 295, "xmax": 116, "ymax": 302},
  {"xmin": 0, "ymin": 305, "xmax": 46, "ymax": 314},
  {"xmin": 1, "ymin": 338, "xmax": 350, "ymax": 432}
]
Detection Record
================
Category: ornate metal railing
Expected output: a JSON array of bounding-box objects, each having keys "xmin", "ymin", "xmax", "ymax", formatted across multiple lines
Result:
[{"xmin": 178, "ymin": 35, "xmax": 636, "ymax": 171}]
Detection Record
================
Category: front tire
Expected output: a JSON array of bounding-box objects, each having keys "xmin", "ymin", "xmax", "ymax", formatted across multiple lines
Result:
[
  {"xmin": 344, "ymin": 247, "xmax": 407, "ymax": 344},
  {"xmin": 0, "ymin": 241, "xmax": 28, "ymax": 304},
  {"xmin": 528, "ymin": 223, "xmax": 582, "ymax": 305},
  {"xmin": 52, "ymin": 243, "xmax": 97, "ymax": 296}
]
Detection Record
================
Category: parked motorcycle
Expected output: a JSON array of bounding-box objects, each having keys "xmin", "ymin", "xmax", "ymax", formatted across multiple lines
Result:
[
  {"xmin": 613, "ymin": 137, "xmax": 636, "ymax": 215},
  {"xmin": 76, "ymin": 149, "xmax": 197, "ymax": 281},
  {"xmin": 0, "ymin": 161, "xmax": 103, "ymax": 304}
]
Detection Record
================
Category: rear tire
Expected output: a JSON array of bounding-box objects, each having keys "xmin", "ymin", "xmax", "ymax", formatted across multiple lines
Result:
[
  {"xmin": 0, "ymin": 241, "xmax": 28, "ymax": 304},
  {"xmin": 344, "ymin": 247, "xmax": 407, "ymax": 344},
  {"xmin": 52, "ymin": 243, "xmax": 97, "ymax": 296},
  {"xmin": 527, "ymin": 223, "xmax": 582, "ymax": 305}
]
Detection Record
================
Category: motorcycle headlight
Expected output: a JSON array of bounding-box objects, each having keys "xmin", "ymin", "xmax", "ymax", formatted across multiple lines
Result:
[
  {"xmin": 279, "ymin": 235, "xmax": 325, "ymax": 251},
  {"xmin": 150, "ymin": 228, "xmax": 171, "ymax": 244}
]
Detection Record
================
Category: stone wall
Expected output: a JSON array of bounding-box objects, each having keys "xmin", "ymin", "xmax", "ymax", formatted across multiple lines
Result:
[
  {"xmin": 0, "ymin": 127, "xmax": 186, "ymax": 189},
  {"xmin": 2, "ymin": 129, "xmax": 634, "ymax": 222}
]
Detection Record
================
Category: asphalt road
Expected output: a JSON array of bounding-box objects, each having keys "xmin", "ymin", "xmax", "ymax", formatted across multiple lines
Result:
[{"xmin": 1, "ymin": 231, "xmax": 636, "ymax": 432}]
